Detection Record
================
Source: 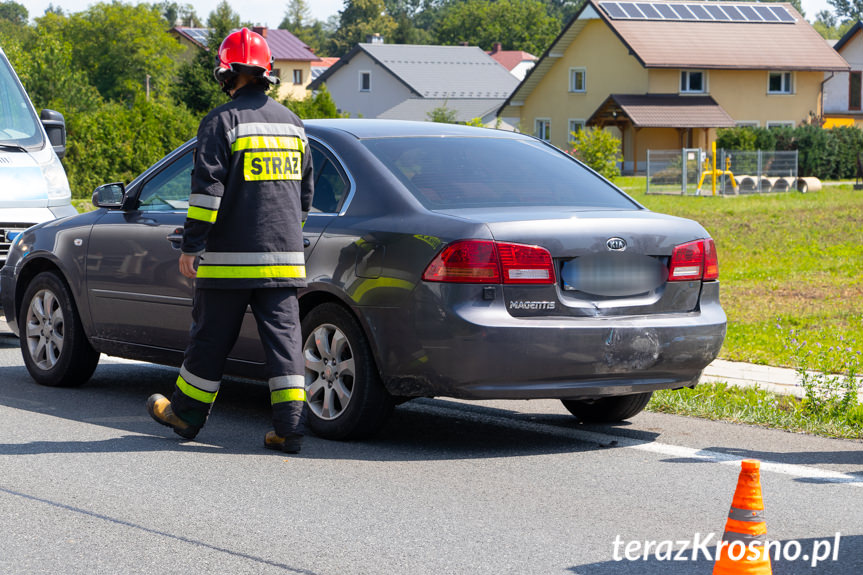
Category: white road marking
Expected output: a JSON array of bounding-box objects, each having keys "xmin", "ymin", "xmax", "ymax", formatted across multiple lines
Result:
[{"xmin": 408, "ymin": 400, "xmax": 863, "ymax": 487}]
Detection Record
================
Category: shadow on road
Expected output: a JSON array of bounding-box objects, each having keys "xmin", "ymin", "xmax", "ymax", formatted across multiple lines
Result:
[
  {"xmin": 568, "ymin": 534, "xmax": 863, "ymax": 574},
  {"xmin": 0, "ymin": 337, "xmax": 658, "ymax": 460}
]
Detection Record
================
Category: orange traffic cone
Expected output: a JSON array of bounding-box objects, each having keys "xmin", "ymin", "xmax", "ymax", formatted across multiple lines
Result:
[{"xmin": 713, "ymin": 459, "xmax": 772, "ymax": 575}]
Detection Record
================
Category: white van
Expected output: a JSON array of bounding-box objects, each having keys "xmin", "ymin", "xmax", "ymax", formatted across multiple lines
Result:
[{"xmin": 0, "ymin": 46, "xmax": 77, "ymax": 266}]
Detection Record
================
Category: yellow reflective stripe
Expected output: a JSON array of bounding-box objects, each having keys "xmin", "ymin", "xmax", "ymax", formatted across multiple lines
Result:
[
  {"xmin": 196, "ymin": 264, "xmax": 306, "ymax": 279},
  {"xmin": 177, "ymin": 376, "xmax": 218, "ymax": 404},
  {"xmin": 187, "ymin": 206, "xmax": 218, "ymax": 223},
  {"xmin": 271, "ymin": 388, "xmax": 306, "ymax": 404},
  {"xmin": 244, "ymin": 151, "xmax": 303, "ymax": 181},
  {"xmin": 231, "ymin": 135, "xmax": 304, "ymax": 153}
]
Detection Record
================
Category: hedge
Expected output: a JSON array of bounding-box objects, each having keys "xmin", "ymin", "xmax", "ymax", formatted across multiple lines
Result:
[{"xmin": 716, "ymin": 125, "xmax": 863, "ymax": 180}]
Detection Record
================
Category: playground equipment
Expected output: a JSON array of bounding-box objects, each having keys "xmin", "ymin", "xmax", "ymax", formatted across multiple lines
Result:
[{"xmin": 697, "ymin": 142, "xmax": 736, "ymax": 196}]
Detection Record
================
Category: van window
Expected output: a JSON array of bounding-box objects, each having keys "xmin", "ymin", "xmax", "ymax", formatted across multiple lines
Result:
[{"xmin": 0, "ymin": 53, "xmax": 42, "ymax": 149}]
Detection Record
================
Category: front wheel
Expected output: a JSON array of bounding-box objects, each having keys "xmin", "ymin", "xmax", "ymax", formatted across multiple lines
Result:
[
  {"xmin": 302, "ymin": 303, "xmax": 394, "ymax": 440},
  {"xmin": 561, "ymin": 391, "xmax": 653, "ymax": 423},
  {"xmin": 19, "ymin": 271, "xmax": 100, "ymax": 387}
]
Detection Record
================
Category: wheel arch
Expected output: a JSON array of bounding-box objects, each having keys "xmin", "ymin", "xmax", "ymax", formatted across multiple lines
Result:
[{"xmin": 298, "ymin": 288, "xmax": 386, "ymax": 379}]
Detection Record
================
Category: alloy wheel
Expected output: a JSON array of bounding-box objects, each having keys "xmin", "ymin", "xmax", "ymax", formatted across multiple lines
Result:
[
  {"xmin": 304, "ymin": 323, "xmax": 356, "ymax": 420},
  {"xmin": 25, "ymin": 288, "xmax": 65, "ymax": 371}
]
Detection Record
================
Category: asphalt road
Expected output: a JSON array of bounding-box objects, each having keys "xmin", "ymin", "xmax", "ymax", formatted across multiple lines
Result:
[{"xmin": 1, "ymin": 324, "xmax": 862, "ymax": 574}]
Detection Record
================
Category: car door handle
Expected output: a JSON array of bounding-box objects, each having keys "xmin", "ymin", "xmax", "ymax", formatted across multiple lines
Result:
[
  {"xmin": 167, "ymin": 228, "xmax": 183, "ymax": 244},
  {"xmin": 303, "ymin": 238, "xmax": 310, "ymax": 247}
]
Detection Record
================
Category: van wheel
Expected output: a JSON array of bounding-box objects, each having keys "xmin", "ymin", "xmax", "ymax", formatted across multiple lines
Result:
[
  {"xmin": 561, "ymin": 392, "xmax": 653, "ymax": 423},
  {"xmin": 19, "ymin": 271, "xmax": 100, "ymax": 387},
  {"xmin": 302, "ymin": 303, "xmax": 394, "ymax": 440}
]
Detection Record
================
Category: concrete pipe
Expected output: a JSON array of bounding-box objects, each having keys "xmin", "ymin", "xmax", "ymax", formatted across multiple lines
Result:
[
  {"xmin": 737, "ymin": 175, "xmax": 757, "ymax": 193},
  {"xmin": 796, "ymin": 177, "xmax": 822, "ymax": 193}
]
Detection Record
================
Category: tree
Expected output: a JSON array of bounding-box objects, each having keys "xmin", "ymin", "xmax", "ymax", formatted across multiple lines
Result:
[
  {"xmin": 434, "ymin": 0, "xmax": 560, "ymax": 55},
  {"xmin": 568, "ymin": 128, "xmax": 622, "ymax": 181},
  {"xmin": 330, "ymin": 0, "xmax": 398, "ymax": 56},
  {"xmin": 171, "ymin": 2, "xmax": 244, "ymax": 116},
  {"xmin": 156, "ymin": 1, "xmax": 202, "ymax": 27},
  {"xmin": 43, "ymin": 2, "xmax": 184, "ymax": 103},
  {"xmin": 281, "ymin": 0, "xmax": 312, "ymax": 29},
  {"xmin": 427, "ymin": 103, "xmax": 457, "ymax": 123},
  {"xmin": 0, "ymin": 1, "xmax": 26, "ymax": 25},
  {"xmin": 282, "ymin": 85, "xmax": 346, "ymax": 118},
  {"xmin": 828, "ymin": 0, "xmax": 861, "ymax": 21}
]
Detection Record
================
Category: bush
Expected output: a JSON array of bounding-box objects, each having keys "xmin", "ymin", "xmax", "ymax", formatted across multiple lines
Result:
[
  {"xmin": 567, "ymin": 128, "xmax": 622, "ymax": 181},
  {"xmin": 717, "ymin": 124, "xmax": 863, "ymax": 179}
]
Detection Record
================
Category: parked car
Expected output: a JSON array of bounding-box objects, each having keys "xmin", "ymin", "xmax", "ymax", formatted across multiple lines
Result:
[
  {"xmin": 0, "ymin": 47, "xmax": 77, "ymax": 267},
  {"xmin": 0, "ymin": 120, "xmax": 726, "ymax": 439}
]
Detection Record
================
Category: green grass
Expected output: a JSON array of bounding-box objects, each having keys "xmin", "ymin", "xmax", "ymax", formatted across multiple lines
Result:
[
  {"xmin": 647, "ymin": 382, "xmax": 863, "ymax": 439},
  {"xmin": 616, "ymin": 176, "xmax": 863, "ymax": 368}
]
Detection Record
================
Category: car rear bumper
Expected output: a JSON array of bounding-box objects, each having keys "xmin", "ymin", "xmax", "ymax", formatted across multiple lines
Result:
[{"xmin": 365, "ymin": 282, "xmax": 726, "ymax": 400}]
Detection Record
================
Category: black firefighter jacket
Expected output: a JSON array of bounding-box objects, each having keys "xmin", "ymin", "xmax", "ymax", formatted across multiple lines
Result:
[{"xmin": 181, "ymin": 84, "xmax": 314, "ymax": 289}]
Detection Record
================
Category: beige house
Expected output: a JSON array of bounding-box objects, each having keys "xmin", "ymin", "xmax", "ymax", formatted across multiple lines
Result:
[
  {"xmin": 498, "ymin": 1, "xmax": 849, "ymax": 172},
  {"xmin": 169, "ymin": 26, "xmax": 320, "ymax": 101}
]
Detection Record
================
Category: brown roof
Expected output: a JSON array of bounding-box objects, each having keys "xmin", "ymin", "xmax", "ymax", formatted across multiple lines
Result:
[
  {"xmin": 604, "ymin": 2, "xmax": 848, "ymax": 71},
  {"xmin": 588, "ymin": 94, "xmax": 735, "ymax": 128}
]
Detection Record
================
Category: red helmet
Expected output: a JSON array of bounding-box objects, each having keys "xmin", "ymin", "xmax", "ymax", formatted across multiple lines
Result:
[{"xmin": 214, "ymin": 28, "xmax": 279, "ymax": 85}]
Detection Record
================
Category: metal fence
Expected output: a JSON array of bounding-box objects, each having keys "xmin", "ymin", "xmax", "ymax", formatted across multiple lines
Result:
[{"xmin": 646, "ymin": 149, "xmax": 799, "ymax": 195}]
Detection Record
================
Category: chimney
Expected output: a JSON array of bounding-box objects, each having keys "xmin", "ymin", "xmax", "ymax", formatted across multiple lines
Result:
[
  {"xmin": 492, "ymin": 42, "xmax": 502, "ymax": 54},
  {"xmin": 253, "ymin": 26, "xmax": 267, "ymax": 38}
]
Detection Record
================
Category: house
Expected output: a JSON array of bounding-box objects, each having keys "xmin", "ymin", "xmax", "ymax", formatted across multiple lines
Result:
[
  {"xmin": 823, "ymin": 21, "xmax": 863, "ymax": 128},
  {"xmin": 311, "ymin": 57, "xmax": 340, "ymax": 82},
  {"xmin": 497, "ymin": 0, "xmax": 849, "ymax": 172},
  {"xmin": 308, "ymin": 43, "xmax": 519, "ymax": 125},
  {"xmin": 487, "ymin": 43, "xmax": 538, "ymax": 81},
  {"xmin": 168, "ymin": 26, "xmax": 320, "ymax": 101}
]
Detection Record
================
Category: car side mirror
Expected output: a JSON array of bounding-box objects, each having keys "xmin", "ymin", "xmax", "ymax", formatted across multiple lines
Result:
[
  {"xmin": 92, "ymin": 183, "xmax": 126, "ymax": 209},
  {"xmin": 40, "ymin": 109, "xmax": 66, "ymax": 159}
]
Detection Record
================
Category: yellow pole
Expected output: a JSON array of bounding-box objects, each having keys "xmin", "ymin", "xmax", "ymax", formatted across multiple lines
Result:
[{"xmin": 712, "ymin": 140, "xmax": 717, "ymax": 196}]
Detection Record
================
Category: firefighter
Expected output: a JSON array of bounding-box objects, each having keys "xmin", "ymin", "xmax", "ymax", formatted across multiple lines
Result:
[{"xmin": 146, "ymin": 28, "xmax": 314, "ymax": 454}]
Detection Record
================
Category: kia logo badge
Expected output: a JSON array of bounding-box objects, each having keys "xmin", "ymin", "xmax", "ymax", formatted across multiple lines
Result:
[{"xmin": 607, "ymin": 237, "xmax": 626, "ymax": 251}]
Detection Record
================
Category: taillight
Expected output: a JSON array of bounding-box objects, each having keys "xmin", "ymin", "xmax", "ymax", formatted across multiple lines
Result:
[
  {"xmin": 422, "ymin": 240, "xmax": 501, "ymax": 283},
  {"xmin": 668, "ymin": 239, "xmax": 719, "ymax": 282},
  {"xmin": 422, "ymin": 240, "xmax": 555, "ymax": 284},
  {"xmin": 703, "ymin": 238, "xmax": 718, "ymax": 280}
]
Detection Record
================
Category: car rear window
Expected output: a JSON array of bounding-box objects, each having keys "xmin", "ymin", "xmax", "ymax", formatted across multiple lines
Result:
[{"xmin": 362, "ymin": 136, "xmax": 638, "ymax": 210}]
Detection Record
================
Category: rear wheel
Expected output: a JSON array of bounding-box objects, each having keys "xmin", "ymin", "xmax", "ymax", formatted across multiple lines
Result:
[
  {"xmin": 302, "ymin": 303, "xmax": 394, "ymax": 440},
  {"xmin": 561, "ymin": 391, "xmax": 653, "ymax": 423},
  {"xmin": 19, "ymin": 271, "xmax": 100, "ymax": 387}
]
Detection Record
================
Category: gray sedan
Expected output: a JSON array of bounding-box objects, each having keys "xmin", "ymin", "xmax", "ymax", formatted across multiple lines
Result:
[{"xmin": 0, "ymin": 120, "xmax": 725, "ymax": 439}]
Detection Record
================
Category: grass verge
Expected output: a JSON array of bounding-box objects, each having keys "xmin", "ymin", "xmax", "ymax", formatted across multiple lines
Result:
[
  {"xmin": 616, "ymin": 176, "xmax": 863, "ymax": 368},
  {"xmin": 647, "ymin": 382, "xmax": 863, "ymax": 440}
]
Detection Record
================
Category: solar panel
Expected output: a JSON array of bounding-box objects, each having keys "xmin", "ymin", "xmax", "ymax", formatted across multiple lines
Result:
[
  {"xmin": 620, "ymin": 2, "xmax": 644, "ymax": 18},
  {"xmin": 655, "ymin": 3, "xmax": 677, "ymax": 19},
  {"xmin": 704, "ymin": 5, "xmax": 730, "ymax": 21},
  {"xmin": 671, "ymin": 4, "xmax": 696, "ymax": 19},
  {"xmin": 736, "ymin": 5, "xmax": 760, "ymax": 20},
  {"xmin": 753, "ymin": 5, "xmax": 779, "ymax": 21},
  {"xmin": 772, "ymin": 5, "xmax": 796, "ymax": 22},
  {"xmin": 636, "ymin": 3, "xmax": 662, "ymax": 19},
  {"xmin": 598, "ymin": 2, "xmax": 797, "ymax": 23},
  {"xmin": 722, "ymin": 5, "xmax": 743, "ymax": 20},
  {"xmin": 688, "ymin": 4, "xmax": 711, "ymax": 20},
  {"xmin": 601, "ymin": 2, "xmax": 628, "ymax": 18}
]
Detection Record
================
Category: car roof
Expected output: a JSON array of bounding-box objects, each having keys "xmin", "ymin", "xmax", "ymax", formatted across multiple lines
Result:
[{"xmin": 305, "ymin": 118, "xmax": 534, "ymax": 141}]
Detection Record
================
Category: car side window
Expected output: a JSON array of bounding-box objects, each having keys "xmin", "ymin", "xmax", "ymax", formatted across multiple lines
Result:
[
  {"xmin": 310, "ymin": 144, "xmax": 348, "ymax": 214},
  {"xmin": 138, "ymin": 150, "xmax": 194, "ymax": 211}
]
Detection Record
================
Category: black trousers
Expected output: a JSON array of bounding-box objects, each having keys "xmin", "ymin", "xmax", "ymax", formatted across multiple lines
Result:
[{"xmin": 171, "ymin": 287, "xmax": 305, "ymax": 437}]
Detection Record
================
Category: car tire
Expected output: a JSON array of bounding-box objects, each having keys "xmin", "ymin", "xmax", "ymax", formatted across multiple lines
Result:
[
  {"xmin": 561, "ymin": 391, "xmax": 653, "ymax": 423},
  {"xmin": 19, "ymin": 271, "xmax": 100, "ymax": 387},
  {"xmin": 302, "ymin": 303, "xmax": 394, "ymax": 440}
]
